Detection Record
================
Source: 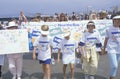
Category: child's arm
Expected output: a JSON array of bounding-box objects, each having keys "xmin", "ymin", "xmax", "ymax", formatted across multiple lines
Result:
[
  {"xmin": 32, "ymin": 46, "xmax": 37, "ymax": 60},
  {"xmin": 50, "ymin": 46, "xmax": 53, "ymax": 55},
  {"xmin": 81, "ymin": 46, "xmax": 86, "ymax": 59},
  {"xmin": 103, "ymin": 37, "xmax": 108, "ymax": 54},
  {"xmin": 57, "ymin": 49, "xmax": 61, "ymax": 63}
]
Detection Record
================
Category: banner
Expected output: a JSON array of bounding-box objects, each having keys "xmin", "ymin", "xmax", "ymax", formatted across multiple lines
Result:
[
  {"xmin": 23, "ymin": 20, "xmax": 112, "ymax": 52},
  {"xmin": 0, "ymin": 29, "xmax": 29, "ymax": 54}
]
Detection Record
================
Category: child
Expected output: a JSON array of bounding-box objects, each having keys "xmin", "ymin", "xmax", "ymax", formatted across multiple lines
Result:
[
  {"xmin": 57, "ymin": 30, "xmax": 78, "ymax": 79},
  {"xmin": 33, "ymin": 25, "xmax": 52, "ymax": 79},
  {"xmin": 79, "ymin": 21, "xmax": 103, "ymax": 79},
  {"xmin": 103, "ymin": 15, "xmax": 120, "ymax": 79},
  {"xmin": 6, "ymin": 21, "xmax": 23, "ymax": 79}
]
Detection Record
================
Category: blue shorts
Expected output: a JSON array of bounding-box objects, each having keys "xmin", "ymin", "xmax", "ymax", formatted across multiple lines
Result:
[{"xmin": 39, "ymin": 59, "xmax": 51, "ymax": 64}]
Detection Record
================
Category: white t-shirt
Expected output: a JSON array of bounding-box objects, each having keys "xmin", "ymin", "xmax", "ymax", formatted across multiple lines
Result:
[
  {"xmin": 80, "ymin": 29, "xmax": 102, "ymax": 47},
  {"xmin": 58, "ymin": 38, "xmax": 78, "ymax": 64},
  {"xmin": 105, "ymin": 26, "xmax": 120, "ymax": 53},
  {"xmin": 33, "ymin": 35, "xmax": 52, "ymax": 60}
]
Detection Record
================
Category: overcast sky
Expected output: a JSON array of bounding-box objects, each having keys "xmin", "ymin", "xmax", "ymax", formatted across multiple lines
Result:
[{"xmin": 0, "ymin": 0, "xmax": 120, "ymax": 17}]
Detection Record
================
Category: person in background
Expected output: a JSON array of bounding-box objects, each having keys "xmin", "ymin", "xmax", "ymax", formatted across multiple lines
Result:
[
  {"xmin": 72, "ymin": 12, "xmax": 76, "ymax": 20},
  {"xmin": 103, "ymin": 15, "xmax": 120, "ymax": 79},
  {"xmin": 59, "ymin": 13, "xmax": 68, "ymax": 21},
  {"xmin": 79, "ymin": 21, "xmax": 103, "ymax": 79},
  {"xmin": 33, "ymin": 25, "xmax": 52, "ymax": 79},
  {"xmin": 57, "ymin": 30, "xmax": 78, "ymax": 79},
  {"xmin": 0, "ymin": 23, "xmax": 5, "ymax": 79},
  {"xmin": 19, "ymin": 11, "xmax": 27, "ymax": 25},
  {"xmin": 6, "ymin": 21, "xmax": 23, "ymax": 79}
]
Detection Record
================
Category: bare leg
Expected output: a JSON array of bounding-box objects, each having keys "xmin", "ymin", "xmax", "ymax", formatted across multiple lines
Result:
[
  {"xmin": 42, "ymin": 64, "xmax": 47, "ymax": 79},
  {"xmin": 43, "ymin": 64, "xmax": 51, "ymax": 79},
  {"xmin": 70, "ymin": 64, "xmax": 74, "ymax": 79},
  {"xmin": 46, "ymin": 64, "xmax": 50, "ymax": 79},
  {"xmin": 63, "ymin": 64, "xmax": 67, "ymax": 79}
]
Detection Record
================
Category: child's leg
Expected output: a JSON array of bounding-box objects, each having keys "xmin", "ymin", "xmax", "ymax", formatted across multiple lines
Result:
[
  {"xmin": 42, "ymin": 64, "xmax": 47, "ymax": 79},
  {"xmin": 42, "ymin": 64, "xmax": 51, "ymax": 79},
  {"xmin": 63, "ymin": 64, "xmax": 67, "ymax": 79},
  {"xmin": 45, "ymin": 64, "xmax": 51, "ymax": 79},
  {"xmin": 70, "ymin": 64, "xmax": 74, "ymax": 79}
]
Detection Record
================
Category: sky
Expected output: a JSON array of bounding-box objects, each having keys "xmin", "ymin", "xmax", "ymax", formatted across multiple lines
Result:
[{"xmin": 0, "ymin": 0, "xmax": 120, "ymax": 17}]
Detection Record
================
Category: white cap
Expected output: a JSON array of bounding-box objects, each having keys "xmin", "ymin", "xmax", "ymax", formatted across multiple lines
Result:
[
  {"xmin": 87, "ymin": 23, "xmax": 95, "ymax": 26},
  {"xmin": 113, "ymin": 15, "xmax": 120, "ymax": 19},
  {"xmin": 41, "ymin": 30, "xmax": 49, "ymax": 35},
  {"xmin": 6, "ymin": 21, "xmax": 18, "ymax": 28},
  {"xmin": 63, "ymin": 31, "xmax": 71, "ymax": 37}
]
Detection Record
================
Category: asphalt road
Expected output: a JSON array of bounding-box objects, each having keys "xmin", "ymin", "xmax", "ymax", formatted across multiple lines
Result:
[{"xmin": 2, "ymin": 53, "xmax": 120, "ymax": 79}]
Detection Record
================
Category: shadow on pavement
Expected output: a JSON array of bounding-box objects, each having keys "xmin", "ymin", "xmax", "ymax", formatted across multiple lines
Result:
[
  {"xmin": 29, "ymin": 72, "xmax": 43, "ymax": 79},
  {"xmin": 2, "ymin": 71, "xmax": 29, "ymax": 79}
]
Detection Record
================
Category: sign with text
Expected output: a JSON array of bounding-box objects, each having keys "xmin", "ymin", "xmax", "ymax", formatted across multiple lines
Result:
[
  {"xmin": 0, "ymin": 29, "xmax": 29, "ymax": 54},
  {"xmin": 23, "ymin": 20, "xmax": 112, "ymax": 52}
]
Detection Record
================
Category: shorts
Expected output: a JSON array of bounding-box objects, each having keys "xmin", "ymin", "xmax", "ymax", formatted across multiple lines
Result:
[
  {"xmin": 39, "ymin": 59, "xmax": 51, "ymax": 64},
  {"xmin": 63, "ymin": 58, "xmax": 75, "ymax": 64}
]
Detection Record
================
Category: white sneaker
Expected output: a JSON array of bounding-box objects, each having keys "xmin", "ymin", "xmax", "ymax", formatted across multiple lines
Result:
[
  {"xmin": 12, "ymin": 76, "xmax": 16, "ymax": 79},
  {"xmin": 17, "ymin": 77, "xmax": 21, "ymax": 79},
  {"xmin": 90, "ymin": 75, "xmax": 95, "ymax": 79},
  {"xmin": 85, "ymin": 74, "xmax": 89, "ymax": 79}
]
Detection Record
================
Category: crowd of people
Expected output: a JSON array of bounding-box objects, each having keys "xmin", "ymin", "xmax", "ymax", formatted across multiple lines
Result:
[
  {"xmin": 0, "ymin": 11, "xmax": 120, "ymax": 79},
  {"xmin": 30, "ymin": 10, "xmax": 112, "ymax": 22},
  {"xmin": 0, "ymin": 10, "xmax": 119, "ymax": 24}
]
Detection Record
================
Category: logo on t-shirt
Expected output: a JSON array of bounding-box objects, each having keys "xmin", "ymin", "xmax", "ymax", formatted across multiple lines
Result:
[{"xmin": 39, "ymin": 41, "xmax": 49, "ymax": 51}]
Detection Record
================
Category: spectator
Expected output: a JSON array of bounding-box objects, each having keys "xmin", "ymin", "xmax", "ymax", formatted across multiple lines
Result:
[
  {"xmin": 19, "ymin": 11, "xmax": 27, "ymax": 25},
  {"xmin": 59, "ymin": 13, "xmax": 67, "ymax": 21}
]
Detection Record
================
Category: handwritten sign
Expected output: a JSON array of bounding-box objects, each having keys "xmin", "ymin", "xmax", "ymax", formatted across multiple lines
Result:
[
  {"xmin": 23, "ymin": 20, "xmax": 112, "ymax": 52},
  {"xmin": 0, "ymin": 29, "xmax": 29, "ymax": 54}
]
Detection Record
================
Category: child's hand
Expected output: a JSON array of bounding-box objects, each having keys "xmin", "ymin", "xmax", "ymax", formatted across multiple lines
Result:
[
  {"xmin": 57, "ymin": 58, "xmax": 60, "ymax": 63},
  {"xmin": 32, "ymin": 53, "xmax": 36, "ymax": 60},
  {"xmin": 81, "ymin": 54, "xmax": 86, "ymax": 59},
  {"xmin": 101, "ymin": 47, "xmax": 107, "ymax": 55}
]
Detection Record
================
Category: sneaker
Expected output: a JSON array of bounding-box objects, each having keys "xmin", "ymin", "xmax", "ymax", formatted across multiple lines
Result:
[
  {"xmin": 17, "ymin": 77, "xmax": 21, "ymax": 79},
  {"xmin": 12, "ymin": 76, "xmax": 16, "ymax": 79},
  {"xmin": 90, "ymin": 75, "xmax": 95, "ymax": 79},
  {"xmin": 85, "ymin": 74, "xmax": 89, "ymax": 79},
  {"xmin": 51, "ymin": 58, "xmax": 55, "ymax": 65}
]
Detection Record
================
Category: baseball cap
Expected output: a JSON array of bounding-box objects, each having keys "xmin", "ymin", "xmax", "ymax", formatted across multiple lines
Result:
[
  {"xmin": 41, "ymin": 30, "xmax": 49, "ymax": 35},
  {"xmin": 63, "ymin": 31, "xmax": 71, "ymax": 37}
]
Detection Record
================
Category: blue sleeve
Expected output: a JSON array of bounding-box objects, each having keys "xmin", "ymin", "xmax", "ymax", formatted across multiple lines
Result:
[
  {"xmin": 79, "ymin": 42, "xmax": 85, "ymax": 46},
  {"xmin": 96, "ymin": 43, "xmax": 102, "ymax": 48}
]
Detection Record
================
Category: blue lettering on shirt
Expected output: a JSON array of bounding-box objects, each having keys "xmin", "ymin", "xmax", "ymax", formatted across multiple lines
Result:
[
  {"xmin": 64, "ymin": 44, "xmax": 74, "ymax": 46},
  {"xmin": 111, "ymin": 32, "xmax": 120, "ymax": 34}
]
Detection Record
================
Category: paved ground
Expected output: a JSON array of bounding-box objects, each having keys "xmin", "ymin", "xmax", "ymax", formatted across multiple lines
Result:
[{"xmin": 2, "ymin": 53, "xmax": 120, "ymax": 79}]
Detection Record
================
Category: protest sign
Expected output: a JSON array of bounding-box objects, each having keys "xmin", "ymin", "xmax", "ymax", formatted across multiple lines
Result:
[{"xmin": 0, "ymin": 29, "xmax": 29, "ymax": 54}]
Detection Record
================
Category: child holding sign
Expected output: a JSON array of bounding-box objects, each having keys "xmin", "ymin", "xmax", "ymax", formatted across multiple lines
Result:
[{"xmin": 6, "ymin": 21, "xmax": 23, "ymax": 79}]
